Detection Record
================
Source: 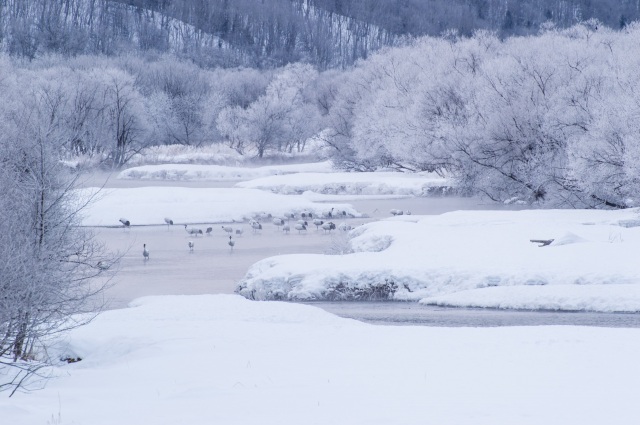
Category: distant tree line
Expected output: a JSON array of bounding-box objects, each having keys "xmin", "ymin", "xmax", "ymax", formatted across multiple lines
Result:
[
  {"xmin": 0, "ymin": 0, "xmax": 396, "ymax": 68},
  {"xmin": 0, "ymin": 0, "xmax": 639, "ymax": 68},
  {"xmin": 0, "ymin": 53, "xmax": 296, "ymax": 167},
  {"xmin": 307, "ymin": 0, "xmax": 640, "ymax": 37},
  {"xmin": 2, "ymin": 21, "xmax": 640, "ymax": 209}
]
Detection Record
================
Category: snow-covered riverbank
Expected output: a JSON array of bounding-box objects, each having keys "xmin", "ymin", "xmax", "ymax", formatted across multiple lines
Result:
[
  {"xmin": 77, "ymin": 162, "xmax": 640, "ymax": 313},
  {"xmin": 117, "ymin": 161, "xmax": 335, "ymax": 182},
  {"xmin": 76, "ymin": 186, "xmax": 362, "ymax": 227},
  {"xmin": 4, "ymin": 163, "xmax": 639, "ymax": 424},
  {"xmin": 236, "ymin": 208, "xmax": 640, "ymax": 312}
]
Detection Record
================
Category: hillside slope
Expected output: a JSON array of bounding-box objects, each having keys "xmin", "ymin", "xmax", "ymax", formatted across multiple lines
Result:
[{"xmin": 1, "ymin": 0, "xmax": 638, "ymax": 68}]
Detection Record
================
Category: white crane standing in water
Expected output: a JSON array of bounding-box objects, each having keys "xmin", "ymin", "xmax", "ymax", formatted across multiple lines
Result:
[
  {"xmin": 188, "ymin": 240, "xmax": 195, "ymax": 252},
  {"xmin": 321, "ymin": 221, "xmax": 336, "ymax": 233},
  {"xmin": 143, "ymin": 244, "xmax": 149, "ymax": 260},
  {"xmin": 184, "ymin": 224, "xmax": 203, "ymax": 236},
  {"xmin": 323, "ymin": 208, "xmax": 335, "ymax": 218},
  {"xmin": 338, "ymin": 222, "xmax": 353, "ymax": 232},
  {"xmin": 294, "ymin": 223, "xmax": 307, "ymax": 234},
  {"xmin": 272, "ymin": 217, "xmax": 285, "ymax": 230},
  {"xmin": 250, "ymin": 220, "xmax": 262, "ymax": 233},
  {"xmin": 228, "ymin": 236, "xmax": 235, "ymax": 250}
]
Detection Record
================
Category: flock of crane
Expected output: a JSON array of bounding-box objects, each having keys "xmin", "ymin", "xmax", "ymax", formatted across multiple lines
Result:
[
  {"xmin": 120, "ymin": 207, "xmax": 373, "ymax": 261},
  {"xmin": 122, "ymin": 207, "xmax": 412, "ymax": 260}
]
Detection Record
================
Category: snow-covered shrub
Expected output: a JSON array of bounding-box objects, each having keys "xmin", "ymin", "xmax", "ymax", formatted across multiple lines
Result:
[
  {"xmin": 323, "ymin": 278, "xmax": 398, "ymax": 301},
  {"xmin": 324, "ymin": 232, "xmax": 354, "ymax": 255},
  {"xmin": 126, "ymin": 143, "xmax": 245, "ymax": 166}
]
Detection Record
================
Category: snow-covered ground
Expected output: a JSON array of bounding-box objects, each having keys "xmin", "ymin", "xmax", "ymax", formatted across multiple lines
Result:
[
  {"xmin": 81, "ymin": 162, "xmax": 640, "ymax": 312},
  {"xmin": 117, "ymin": 162, "xmax": 452, "ymax": 197},
  {"xmin": 118, "ymin": 161, "xmax": 334, "ymax": 182},
  {"xmin": 4, "ymin": 161, "xmax": 640, "ymax": 422},
  {"xmin": 76, "ymin": 186, "xmax": 361, "ymax": 227},
  {"xmin": 235, "ymin": 170, "xmax": 453, "ymax": 196},
  {"xmin": 3, "ymin": 295, "xmax": 639, "ymax": 425},
  {"xmin": 236, "ymin": 209, "xmax": 640, "ymax": 312}
]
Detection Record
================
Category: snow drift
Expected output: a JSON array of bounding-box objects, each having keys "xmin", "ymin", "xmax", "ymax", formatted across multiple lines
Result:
[{"xmin": 236, "ymin": 208, "xmax": 640, "ymax": 312}]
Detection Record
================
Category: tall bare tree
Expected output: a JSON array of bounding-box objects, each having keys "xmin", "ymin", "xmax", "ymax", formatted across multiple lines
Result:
[{"xmin": 0, "ymin": 76, "xmax": 117, "ymax": 396}]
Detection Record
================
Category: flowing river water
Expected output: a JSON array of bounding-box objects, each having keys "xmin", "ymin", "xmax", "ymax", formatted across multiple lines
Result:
[{"xmin": 86, "ymin": 171, "xmax": 640, "ymax": 328}]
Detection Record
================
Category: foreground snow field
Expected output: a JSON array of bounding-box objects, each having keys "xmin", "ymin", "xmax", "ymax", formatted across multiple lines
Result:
[{"xmin": 3, "ymin": 295, "xmax": 640, "ymax": 425}]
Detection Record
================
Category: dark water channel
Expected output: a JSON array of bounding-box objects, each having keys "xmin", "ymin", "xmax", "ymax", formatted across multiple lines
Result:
[
  {"xmin": 305, "ymin": 198, "xmax": 638, "ymax": 328},
  {"xmin": 303, "ymin": 301, "xmax": 640, "ymax": 328}
]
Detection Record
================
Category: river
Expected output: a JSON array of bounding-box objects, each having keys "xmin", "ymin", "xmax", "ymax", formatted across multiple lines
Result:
[{"xmin": 87, "ymin": 171, "xmax": 640, "ymax": 328}]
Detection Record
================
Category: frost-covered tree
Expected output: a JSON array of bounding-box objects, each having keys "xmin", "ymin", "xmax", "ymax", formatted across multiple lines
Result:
[
  {"xmin": 320, "ymin": 67, "xmax": 377, "ymax": 171},
  {"xmin": 205, "ymin": 67, "xmax": 272, "ymax": 146},
  {"xmin": 351, "ymin": 37, "xmax": 471, "ymax": 173},
  {"xmin": 217, "ymin": 63, "xmax": 321, "ymax": 158},
  {"xmin": 0, "ymin": 72, "xmax": 116, "ymax": 395},
  {"xmin": 100, "ymin": 69, "xmax": 151, "ymax": 167},
  {"xmin": 136, "ymin": 57, "xmax": 211, "ymax": 147},
  {"xmin": 323, "ymin": 21, "xmax": 640, "ymax": 207},
  {"xmin": 452, "ymin": 37, "xmax": 569, "ymax": 203},
  {"xmin": 264, "ymin": 63, "xmax": 321, "ymax": 153},
  {"xmin": 215, "ymin": 105, "xmax": 247, "ymax": 154},
  {"xmin": 211, "ymin": 67, "xmax": 272, "ymax": 110},
  {"xmin": 562, "ymin": 28, "xmax": 640, "ymax": 208}
]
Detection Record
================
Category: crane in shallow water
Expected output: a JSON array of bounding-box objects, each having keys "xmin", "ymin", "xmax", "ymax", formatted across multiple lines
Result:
[{"xmin": 184, "ymin": 224, "xmax": 203, "ymax": 236}]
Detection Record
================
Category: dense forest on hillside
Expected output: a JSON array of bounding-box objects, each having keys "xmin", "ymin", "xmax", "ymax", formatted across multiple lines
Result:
[
  {"xmin": 1, "ymin": 0, "xmax": 639, "ymax": 68},
  {"xmin": 307, "ymin": 0, "xmax": 640, "ymax": 36},
  {"xmin": 0, "ymin": 0, "xmax": 395, "ymax": 68}
]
